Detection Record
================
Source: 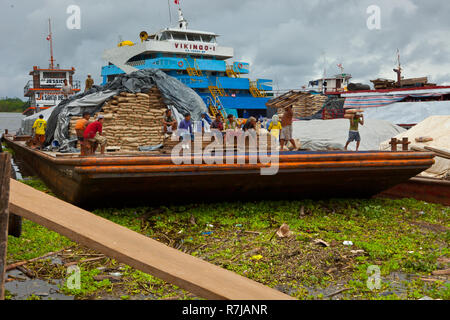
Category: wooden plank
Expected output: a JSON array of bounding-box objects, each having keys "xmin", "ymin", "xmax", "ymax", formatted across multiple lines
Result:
[
  {"xmin": 424, "ymin": 146, "xmax": 450, "ymax": 160},
  {"xmin": 0, "ymin": 153, "xmax": 11, "ymax": 300},
  {"xmin": 8, "ymin": 179, "xmax": 293, "ymax": 300}
]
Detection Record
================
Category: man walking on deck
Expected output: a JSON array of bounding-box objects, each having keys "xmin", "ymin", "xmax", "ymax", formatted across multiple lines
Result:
[
  {"xmin": 345, "ymin": 113, "xmax": 364, "ymax": 152},
  {"xmin": 32, "ymin": 114, "xmax": 47, "ymax": 150},
  {"xmin": 84, "ymin": 115, "xmax": 107, "ymax": 155},
  {"xmin": 280, "ymin": 106, "xmax": 298, "ymax": 151},
  {"xmin": 85, "ymin": 74, "xmax": 94, "ymax": 92}
]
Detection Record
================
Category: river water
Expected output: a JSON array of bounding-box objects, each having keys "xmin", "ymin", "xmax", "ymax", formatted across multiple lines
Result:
[{"xmin": 0, "ymin": 112, "xmax": 24, "ymax": 134}]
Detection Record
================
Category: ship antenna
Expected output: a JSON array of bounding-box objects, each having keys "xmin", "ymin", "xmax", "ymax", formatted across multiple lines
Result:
[
  {"xmin": 48, "ymin": 18, "xmax": 55, "ymax": 69},
  {"xmin": 167, "ymin": 0, "xmax": 172, "ymax": 25}
]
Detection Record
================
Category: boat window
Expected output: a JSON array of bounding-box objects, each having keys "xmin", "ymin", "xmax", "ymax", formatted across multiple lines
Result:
[
  {"xmin": 192, "ymin": 34, "xmax": 202, "ymax": 42},
  {"xmin": 172, "ymin": 33, "xmax": 187, "ymax": 41},
  {"xmin": 160, "ymin": 32, "xmax": 171, "ymax": 41},
  {"xmin": 159, "ymin": 32, "xmax": 167, "ymax": 41},
  {"xmin": 201, "ymin": 35, "xmax": 216, "ymax": 43},
  {"xmin": 43, "ymin": 72, "xmax": 66, "ymax": 78}
]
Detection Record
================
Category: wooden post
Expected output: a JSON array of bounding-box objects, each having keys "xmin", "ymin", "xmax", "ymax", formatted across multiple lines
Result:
[
  {"xmin": 402, "ymin": 137, "xmax": 411, "ymax": 151},
  {"xmin": 0, "ymin": 153, "xmax": 11, "ymax": 300},
  {"xmin": 390, "ymin": 138, "xmax": 398, "ymax": 151}
]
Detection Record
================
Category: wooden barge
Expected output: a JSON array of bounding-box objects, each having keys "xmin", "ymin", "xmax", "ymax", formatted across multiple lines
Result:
[{"xmin": 4, "ymin": 135, "xmax": 435, "ymax": 207}]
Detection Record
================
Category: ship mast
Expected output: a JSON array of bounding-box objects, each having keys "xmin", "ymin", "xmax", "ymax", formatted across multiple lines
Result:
[
  {"xmin": 393, "ymin": 49, "xmax": 402, "ymax": 87},
  {"xmin": 48, "ymin": 18, "xmax": 55, "ymax": 69}
]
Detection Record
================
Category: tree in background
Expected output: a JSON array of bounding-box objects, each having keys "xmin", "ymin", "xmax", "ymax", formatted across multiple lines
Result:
[{"xmin": 0, "ymin": 98, "xmax": 27, "ymax": 113}]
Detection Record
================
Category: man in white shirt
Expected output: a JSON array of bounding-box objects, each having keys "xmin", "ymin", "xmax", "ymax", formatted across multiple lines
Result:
[{"xmin": 61, "ymin": 79, "xmax": 73, "ymax": 98}]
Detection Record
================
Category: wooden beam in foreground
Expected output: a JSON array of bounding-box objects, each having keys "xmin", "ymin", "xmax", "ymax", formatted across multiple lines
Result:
[
  {"xmin": 0, "ymin": 153, "xmax": 11, "ymax": 300},
  {"xmin": 9, "ymin": 179, "xmax": 293, "ymax": 300}
]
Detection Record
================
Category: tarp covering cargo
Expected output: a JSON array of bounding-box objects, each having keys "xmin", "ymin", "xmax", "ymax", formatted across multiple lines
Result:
[
  {"xmin": 380, "ymin": 116, "xmax": 450, "ymax": 179},
  {"xmin": 364, "ymin": 101, "xmax": 450, "ymax": 125},
  {"xmin": 43, "ymin": 69, "xmax": 207, "ymax": 151},
  {"xmin": 292, "ymin": 118, "xmax": 405, "ymax": 151}
]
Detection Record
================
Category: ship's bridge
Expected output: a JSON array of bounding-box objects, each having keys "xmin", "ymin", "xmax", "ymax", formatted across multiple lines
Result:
[{"xmin": 102, "ymin": 8, "xmax": 236, "ymax": 77}]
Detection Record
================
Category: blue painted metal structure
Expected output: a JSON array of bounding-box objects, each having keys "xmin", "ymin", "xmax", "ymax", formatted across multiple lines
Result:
[{"xmin": 101, "ymin": 55, "xmax": 272, "ymax": 117}]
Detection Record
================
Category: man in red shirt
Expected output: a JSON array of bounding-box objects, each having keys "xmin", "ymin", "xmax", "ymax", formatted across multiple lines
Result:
[{"xmin": 84, "ymin": 115, "xmax": 107, "ymax": 155}]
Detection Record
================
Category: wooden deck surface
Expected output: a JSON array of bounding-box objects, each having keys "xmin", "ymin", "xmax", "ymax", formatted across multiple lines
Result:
[{"xmin": 9, "ymin": 179, "xmax": 293, "ymax": 300}]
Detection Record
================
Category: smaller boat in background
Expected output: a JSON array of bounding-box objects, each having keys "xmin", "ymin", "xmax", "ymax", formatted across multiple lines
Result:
[{"xmin": 23, "ymin": 19, "xmax": 81, "ymax": 116}]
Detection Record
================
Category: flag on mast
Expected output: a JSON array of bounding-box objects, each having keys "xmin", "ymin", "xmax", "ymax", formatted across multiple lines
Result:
[
  {"xmin": 46, "ymin": 35, "xmax": 51, "ymax": 41},
  {"xmin": 174, "ymin": 0, "xmax": 180, "ymax": 4}
]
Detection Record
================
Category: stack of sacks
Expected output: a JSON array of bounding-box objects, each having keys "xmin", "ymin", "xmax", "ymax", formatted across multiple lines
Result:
[
  {"xmin": 277, "ymin": 93, "xmax": 327, "ymax": 118},
  {"xmin": 344, "ymin": 109, "xmax": 364, "ymax": 119},
  {"xmin": 69, "ymin": 116, "xmax": 82, "ymax": 138},
  {"xmin": 69, "ymin": 87, "xmax": 166, "ymax": 152}
]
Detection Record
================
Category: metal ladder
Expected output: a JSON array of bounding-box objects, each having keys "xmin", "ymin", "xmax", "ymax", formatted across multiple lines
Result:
[
  {"xmin": 226, "ymin": 65, "xmax": 240, "ymax": 78},
  {"xmin": 207, "ymin": 95, "xmax": 227, "ymax": 120},
  {"xmin": 185, "ymin": 58, "xmax": 203, "ymax": 77},
  {"xmin": 249, "ymin": 80, "xmax": 267, "ymax": 98}
]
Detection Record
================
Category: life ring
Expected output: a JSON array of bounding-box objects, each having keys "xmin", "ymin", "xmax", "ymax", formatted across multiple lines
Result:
[
  {"xmin": 238, "ymin": 63, "xmax": 243, "ymax": 69},
  {"xmin": 178, "ymin": 61, "xmax": 184, "ymax": 68}
]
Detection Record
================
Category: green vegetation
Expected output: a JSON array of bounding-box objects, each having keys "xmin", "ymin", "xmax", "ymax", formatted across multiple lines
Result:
[
  {"xmin": 6, "ymin": 177, "xmax": 449, "ymax": 300},
  {"xmin": 0, "ymin": 97, "xmax": 27, "ymax": 113}
]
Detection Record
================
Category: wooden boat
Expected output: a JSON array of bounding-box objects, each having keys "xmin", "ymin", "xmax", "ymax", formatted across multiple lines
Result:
[{"xmin": 4, "ymin": 134, "xmax": 435, "ymax": 207}]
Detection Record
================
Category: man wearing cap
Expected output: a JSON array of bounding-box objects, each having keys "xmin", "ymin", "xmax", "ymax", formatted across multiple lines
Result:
[
  {"xmin": 32, "ymin": 114, "xmax": 47, "ymax": 150},
  {"xmin": 85, "ymin": 74, "xmax": 94, "ymax": 92},
  {"xmin": 84, "ymin": 115, "xmax": 107, "ymax": 155}
]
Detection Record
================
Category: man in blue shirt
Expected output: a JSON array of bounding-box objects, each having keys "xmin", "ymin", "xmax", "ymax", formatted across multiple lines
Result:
[
  {"xmin": 178, "ymin": 113, "xmax": 193, "ymax": 142},
  {"xmin": 179, "ymin": 113, "xmax": 193, "ymax": 132}
]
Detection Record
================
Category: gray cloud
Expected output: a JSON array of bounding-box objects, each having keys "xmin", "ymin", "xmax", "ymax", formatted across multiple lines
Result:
[{"xmin": 1, "ymin": 0, "xmax": 449, "ymax": 99}]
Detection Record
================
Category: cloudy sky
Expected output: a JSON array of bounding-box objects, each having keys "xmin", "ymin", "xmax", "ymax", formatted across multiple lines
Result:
[{"xmin": 1, "ymin": 0, "xmax": 449, "ymax": 99}]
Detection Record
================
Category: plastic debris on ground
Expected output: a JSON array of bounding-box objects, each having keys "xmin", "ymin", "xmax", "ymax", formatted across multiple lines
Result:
[
  {"xmin": 276, "ymin": 223, "xmax": 293, "ymax": 238},
  {"xmin": 313, "ymin": 239, "xmax": 330, "ymax": 247}
]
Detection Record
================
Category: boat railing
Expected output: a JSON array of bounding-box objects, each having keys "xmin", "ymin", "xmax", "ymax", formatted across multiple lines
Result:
[
  {"xmin": 24, "ymin": 80, "xmax": 33, "ymax": 95},
  {"xmin": 72, "ymin": 80, "xmax": 81, "ymax": 90},
  {"xmin": 179, "ymin": 77, "xmax": 206, "ymax": 86},
  {"xmin": 126, "ymin": 60, "xmax": 146, "ymax": 67},
  {"xmin": 24, "ymin": 79, "xmax": 81, "ymax": 93}
]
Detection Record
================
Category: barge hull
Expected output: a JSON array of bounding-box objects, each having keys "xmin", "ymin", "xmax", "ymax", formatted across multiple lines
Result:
[{"xmin": 5, "ymin": 136, "xmax": 435, "ymax": 207}]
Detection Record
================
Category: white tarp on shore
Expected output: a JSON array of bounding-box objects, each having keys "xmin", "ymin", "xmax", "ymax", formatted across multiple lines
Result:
[
  {"xmin": 292, "ymin": 118, "xmax": 405, "ymax": 151},
  {"xmin": 364, "ymin": 101, "xmax": 450, "ymax": 125},
  {"xmin": 380, "ymin": 116, "xmax": 450, "ymax": 179}
]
